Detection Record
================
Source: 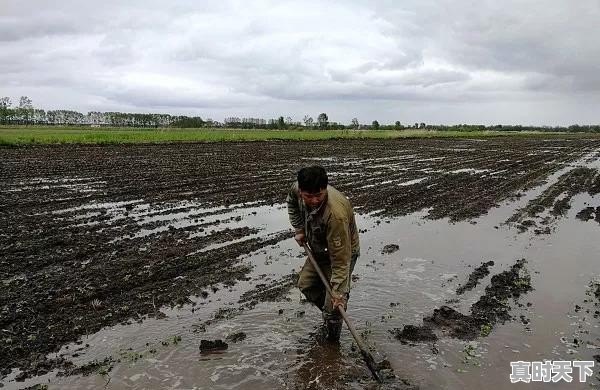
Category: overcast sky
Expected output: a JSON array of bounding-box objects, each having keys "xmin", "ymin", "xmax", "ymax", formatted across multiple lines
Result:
[{"xmin": 1, "ymin": 0, "xmax": 599, "ymax": 125}]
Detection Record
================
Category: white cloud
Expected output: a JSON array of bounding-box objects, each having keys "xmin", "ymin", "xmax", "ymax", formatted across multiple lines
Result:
[{"xmin": 0, "ymin": 0, "xmax": 599, "ymax": 125}]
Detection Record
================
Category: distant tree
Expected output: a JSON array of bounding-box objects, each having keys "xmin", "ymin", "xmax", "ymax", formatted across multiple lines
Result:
[
  {"xmin": 394, "ymin": 121, "xmax": 402, "ymax": 130},
  {"xmin": 317, "ymin": 112, "xmax": 328, "ymax": 129},
  {"xmin": 328, "ymin": 121, "xmax": 345, "ymax": 130},
  {"xmin": 277, "ymin": 116, "xmax": 286, "ymax": 129},
  {"xmin": 303, "ymin": 115, "xmax": 313, "ymax": 128},
  {"xmin": 19, "ymin": 96, "xmax": 32, "ymax": 109},
  {"xmin": 224, "ymin": 117, "xmax": 242, "ymax": 128},
  {"xmin": 87, "ymin": 111, "xmax": 108, "ymax": 126},
  {"xmin": 48, "ymin": 109, "xmax": 84, "ymax": 126},
  {"xmin": 171, "ymin": 116, "xmax": 205, "ymax": 128},
  {"xmin": 419, "ymin": 122, "xmax": 426, "ymax": 129},
  {"xmin": 351, "ymin": 118, "xmax": 359, "ymax": 129},
  {"xmin": 414, "ymin": 122, "xmax": 419, "ymax": 128},
  {"xmin": 372, "ymin": 120, "xmax": 380, "ymax": 130},
  {"xmin": 17, "ymin": 96, "xmax": 34, "ymax": 124},
  {"xmin": 33, "ymin": 109, "xmax": 46, "ymax": 124},
  {"xmin": 0, "ymin": 97, "xmax": 11, "ymax": 124},
  {"xmin": 285, "ymin": 116, "xmax": 292, "ymax": 125},
  {"xmin": 0, "ymin": 97, "xmax": 10, "ymax": 109}
]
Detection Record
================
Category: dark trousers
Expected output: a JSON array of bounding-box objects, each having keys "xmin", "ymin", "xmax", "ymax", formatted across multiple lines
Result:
[{"xmin": 297, "ymin": 252, "xmax": 358, "ymax": 319}]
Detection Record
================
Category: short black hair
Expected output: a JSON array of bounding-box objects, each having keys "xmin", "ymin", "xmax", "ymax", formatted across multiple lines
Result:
[{"xmin": 297, "ymin": 166, "xmax": 328, "ymax": 193}]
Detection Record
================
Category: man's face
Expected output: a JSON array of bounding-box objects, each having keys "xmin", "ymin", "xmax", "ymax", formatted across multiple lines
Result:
[{"xmin": 300, "ymin": 188, "xmax": 327, "ymax": 209}]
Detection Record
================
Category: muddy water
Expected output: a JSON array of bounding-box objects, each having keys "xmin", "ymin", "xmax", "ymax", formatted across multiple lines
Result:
[{"xmin": 8, "ymin": 171, "xmax": 600, "ymax": 390}]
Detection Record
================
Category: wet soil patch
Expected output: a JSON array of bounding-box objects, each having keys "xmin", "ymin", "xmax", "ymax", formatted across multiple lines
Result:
[
  {"xmin": 509, "ymin": 167, "xmax": 600, "ymax": 232},
  {"xmin": 1, "ymin": 138, "xmax": 597, "ymax": 380},
  {"xmin": 56, "ymin": 357, "xmax": 115, "ymax": 377},
  {"xmin": 225, "ymin": 332, "xmax": 247, "ymax": 343},
  {"xmin": 456, "ymin": 260, "xmax": 495, "ymax": 295},
  {"xmin": 238, "ymin": 272, "xmax": 298, "ymax": 309},
  {"xmin": 469, "ymin": 259, "xmax": 533, "ymax": 328},
  {"xmin": 199, "ymin": 339, "xmax": 228, "ymax": 353},
  {"xmin": 382, "ymin": 244, "xmax": 400, "ymax": 254},
  {"xmin": 563, "ymin": 280, "xmax": 600, "ymax": 359},
  {"xmin": 195, "ymin": 273, "xmax": 298, "ymax": 331},
  {"xmin": 21, "ymin": 385, "xmax": 49, "ymax": 390},
  {"xmin": 0, "ymin": 230, "xmax": 288, "ymax": 380},
  {"xmin": 11, "ymin": 357, "xmax": 73, "ymax": 382},
  {"xmin": 423, "ymin": 306, "xmax": 482, "ymax": 340},
  {"xmin": 391, "ymin": 259, "xmax": 532, "ymax": 342},
  {"xmin": 587, "ymin": 280, "xmax": 600, "ymax": 304},
  {"xmin": 389, "ymin": 325, "xmax": 438, "ymax": 343},
  {"xmin": 576, "ymin": 206, "xmax": 600, "ymax": 224}
]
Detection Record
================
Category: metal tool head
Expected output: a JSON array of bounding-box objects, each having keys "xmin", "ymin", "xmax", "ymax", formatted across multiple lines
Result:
[{"xmin": 361, "ymin": 349, "xmax": 383, "ymax": 383}]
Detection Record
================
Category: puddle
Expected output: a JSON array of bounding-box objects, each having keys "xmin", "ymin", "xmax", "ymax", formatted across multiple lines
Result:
[{"xmin": 449, "ymin": 169, "xmax": 490, "ymax": 175}]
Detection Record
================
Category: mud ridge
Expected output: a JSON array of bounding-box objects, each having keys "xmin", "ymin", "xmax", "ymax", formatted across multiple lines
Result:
[
  {"xmin": 508, "ymin": 167, "xmax": 600, "ymax": 232},
  {"xmin": 391, "ymin": 259, "xmax": 532, "ymax": 343},
  {"xmin": 456, "ymin": 260, "xmax": 495, "ymax": 295}
]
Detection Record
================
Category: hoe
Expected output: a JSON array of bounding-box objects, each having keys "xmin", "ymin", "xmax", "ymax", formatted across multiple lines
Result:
[{"xmin": 303, "ymin": 243, "xmax": 383, "ymax": 383}]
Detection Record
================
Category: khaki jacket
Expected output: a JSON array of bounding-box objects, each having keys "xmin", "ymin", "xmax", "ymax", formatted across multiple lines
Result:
[{"xmin": 287, "ymin": 183, "xmax": 360, "ymax": 294}]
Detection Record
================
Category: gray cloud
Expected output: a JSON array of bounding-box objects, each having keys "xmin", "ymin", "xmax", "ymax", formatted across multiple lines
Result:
[{"xmin": 0, "ymin": 0, "xmax": 599, "ymax": 125}]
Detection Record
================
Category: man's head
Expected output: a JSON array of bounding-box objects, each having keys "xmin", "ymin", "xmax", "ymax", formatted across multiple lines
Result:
[{"xmin": 297, "ymin": 166, "xmax": 328, "ymax": 209}]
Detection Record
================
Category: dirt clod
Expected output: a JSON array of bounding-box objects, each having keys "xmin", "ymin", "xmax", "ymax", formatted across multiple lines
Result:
[
  {"xmin": 225, "ymin": 332, "xmax": 247, "ymax": 343},
  {"xmin": 456, "ymin": 260, "xmax": 494, "ymax": 295},
  {"xmin": 390, "ymin": 325, "xmax": 438, "ymax": 343},
  {"xmin": 382, "ymin": 244, "xmax": 400, "ymax": 254},
  {"xmin": 199, "ymin": 339, "xmax": 228, "ymax": 352},
  {"xmin": 57, "ymin": 357, "xmax": 115, "ymax": 377}
]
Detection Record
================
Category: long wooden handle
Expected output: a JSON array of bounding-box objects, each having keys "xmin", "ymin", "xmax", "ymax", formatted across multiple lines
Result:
[{"xmin": 302, "ymin": 243, "xmax": 382, "ymax": 383}]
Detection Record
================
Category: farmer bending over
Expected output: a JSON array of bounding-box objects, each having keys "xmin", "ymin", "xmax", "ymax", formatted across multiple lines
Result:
[{"xmin": 287, "ymin": 166, "xmax": 360, "ymax": 341}]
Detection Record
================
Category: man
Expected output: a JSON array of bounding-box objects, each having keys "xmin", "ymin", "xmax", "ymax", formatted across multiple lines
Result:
[{"xmin": 287, "ymin": 166, "xmax": 360, "ymax": 341}]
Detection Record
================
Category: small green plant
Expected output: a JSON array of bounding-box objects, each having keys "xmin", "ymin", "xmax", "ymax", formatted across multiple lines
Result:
[
  {"xmin": 119, "ymin": 349, "xmax": 144, "ymax": 363},
  {"xmin": 160, "ymin": 334, "xmax": 182, "ymax": 347},
  {"xmin": 97, "ymin": 364, "xmax": 111, "ymax": 376},
  {"xmin": 462, "ymin": 343, "xmax": 482, "ymax": 366},
  {"xmin": 480, "ymin": 323, "xmax": 493, "ymax": 337}
]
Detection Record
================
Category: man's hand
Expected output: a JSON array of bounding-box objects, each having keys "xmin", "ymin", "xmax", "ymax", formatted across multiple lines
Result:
[
  {"xmin": 294, "ymin": 229, "xmax": 305, "ymax": 247},
  {"xmin": 330, "ymin": 293, "xmax": 347, "ymax": 311}
]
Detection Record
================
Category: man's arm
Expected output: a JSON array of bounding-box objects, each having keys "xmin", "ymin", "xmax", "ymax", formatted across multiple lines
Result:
[
  {"xmin": 326, "ymin": 216, "xmax": 352, "ymax": 297},
  {"xmin": 286, "ymin": 183, "xmax": 305, "ymax": 245}
]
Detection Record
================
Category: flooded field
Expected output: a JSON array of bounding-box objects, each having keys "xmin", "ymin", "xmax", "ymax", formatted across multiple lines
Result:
[{"xmin": 2, "ymin": 137, "xmax": 600, "ymax": 389}]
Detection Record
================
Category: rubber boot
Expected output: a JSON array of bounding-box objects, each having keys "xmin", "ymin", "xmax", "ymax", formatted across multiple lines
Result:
[
  {"xmin": 322, "ymin": 312, "xmax": 343, "ymax": 342},
  {"xmin": 326, "ymin": 318, "xmax": 343, "ymax": 342}
]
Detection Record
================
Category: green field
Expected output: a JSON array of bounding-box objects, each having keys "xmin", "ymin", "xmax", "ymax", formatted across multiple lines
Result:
[{"xmin": 0, "ymin": 126, "xmax": 580, "ymax": 145}]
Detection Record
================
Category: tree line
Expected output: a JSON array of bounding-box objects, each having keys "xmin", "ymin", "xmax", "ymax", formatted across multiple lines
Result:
[
  {"xmin": 0, "ymin": 96, "xmax": 206, "ymax": 128},
  {"xmin": 1, "ymin": 96, "xmax": 599, "ymax": 132}
]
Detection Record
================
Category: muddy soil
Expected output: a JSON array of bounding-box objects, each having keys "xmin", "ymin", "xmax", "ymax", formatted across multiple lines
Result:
[
  {"xmin": 238, "ymin": 272, "xmax": 298, "ymax": 309},
  {"xmin": 56, "ymin": 357, "xmax": 115, "ymax": 378},
  {"xmin": 508, "ymin": 166, "xmax": 600, "ymax": 232},
  {"xmin": 1, "ymin": 137, "xmax": 600, "ymax": 381},
  {"xmin": 199, "ymin": 339, "xmax": 228, "ymax": 352},
  {"xmin": 381, "ymin": 244, "xmax": 400, "ymax": 254},
  {"xmin": 194, "ymin": 273, "xmax": 298, "ymax": 330},
  {"xmin": 391, "ymin": 259, "xmax": 532, "ymax": 343},
  {"xmin": 576, "ymin": 206, "xmax": 600, "ymax": 224},
  {"xmin": 456, "ymin": 260, "xmax": 495, "ymax": 295}
]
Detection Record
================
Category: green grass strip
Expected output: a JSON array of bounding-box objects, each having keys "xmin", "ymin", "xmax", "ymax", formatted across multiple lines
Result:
[{"xmin": 0, "ymin": 126, "xmax": 593, "ymax": 146}]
